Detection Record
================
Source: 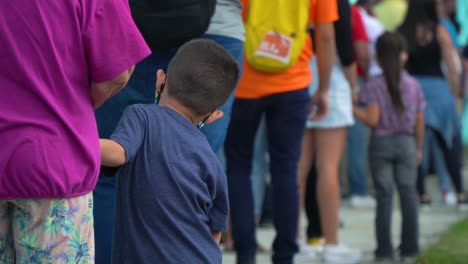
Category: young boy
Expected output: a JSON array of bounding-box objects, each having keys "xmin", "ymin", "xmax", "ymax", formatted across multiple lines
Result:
[{"xmin": 100, "ymin": 39, "xmax": 240, "ymax": 264}]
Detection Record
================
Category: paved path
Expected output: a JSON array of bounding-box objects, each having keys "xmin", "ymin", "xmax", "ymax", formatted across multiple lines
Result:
[{"xmin": 223, "ymin": 175, "xmax": 468, "ymax": 263}]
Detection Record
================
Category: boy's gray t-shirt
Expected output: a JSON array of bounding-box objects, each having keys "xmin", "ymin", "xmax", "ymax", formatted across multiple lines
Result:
[{"xmin": 110, "ymin": 104, "xmax": 228, "ymax": 264}]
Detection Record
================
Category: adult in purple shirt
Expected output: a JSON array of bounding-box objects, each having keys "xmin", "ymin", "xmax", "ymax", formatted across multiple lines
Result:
[{"xmin": 0, "ymin": 0, "xmax": 150, "ymax": 262}]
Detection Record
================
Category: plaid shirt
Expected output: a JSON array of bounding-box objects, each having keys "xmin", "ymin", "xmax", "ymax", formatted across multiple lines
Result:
[{"xmin": 360, "ymin": 71, "xmax": 426, "ymax": 136}]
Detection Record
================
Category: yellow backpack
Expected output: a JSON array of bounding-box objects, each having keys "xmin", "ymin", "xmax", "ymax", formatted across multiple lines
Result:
[{"xmin": 244, "ymin": 0, "xmax": 310, "ymax": 73}]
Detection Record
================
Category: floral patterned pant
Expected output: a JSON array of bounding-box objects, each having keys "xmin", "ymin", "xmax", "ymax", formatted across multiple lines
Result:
[{"xmin": 0, "ymin": 193, "xmax": 94, "ymax": 264}]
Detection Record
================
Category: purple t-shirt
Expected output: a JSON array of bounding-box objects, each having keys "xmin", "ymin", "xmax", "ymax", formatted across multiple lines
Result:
[
  {"xmin": 0, "ymin": 0, "xmax": 151, "ymax": 199},
  {"xmin": 360, "ymin": 71, "xmax": 426, "ymax": 136}
]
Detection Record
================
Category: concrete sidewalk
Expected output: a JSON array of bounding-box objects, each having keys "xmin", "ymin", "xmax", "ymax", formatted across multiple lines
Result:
[{"xmin": 222, "ymin": 176, "xmax": 468, "ymax": 264}]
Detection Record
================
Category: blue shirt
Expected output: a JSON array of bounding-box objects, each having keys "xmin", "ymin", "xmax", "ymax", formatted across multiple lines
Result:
[
  {"xmin": 457, "ymin": 0, "xmax": 468, "ymax": 46},
  {"xmin": 110, "ymin": 104, "xmax": 228, "ymax": 264},
  {"xmin": 442, "ymin": 18, "xmax": 460, "ymax": 48}
]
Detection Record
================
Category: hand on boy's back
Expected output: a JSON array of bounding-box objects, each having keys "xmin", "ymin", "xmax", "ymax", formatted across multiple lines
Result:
[{"xmin": 309, "ymin": 89, "xmax": 329, "ymax": 121}]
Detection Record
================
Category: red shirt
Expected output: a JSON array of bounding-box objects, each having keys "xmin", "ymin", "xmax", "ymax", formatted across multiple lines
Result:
[
  {"xmin": 351, "ymin": 6, "xmax": 368, "ymax": 42},
  {"xmin": 351, "ymin": 5, "xmax": 369, "ymax": 77}
]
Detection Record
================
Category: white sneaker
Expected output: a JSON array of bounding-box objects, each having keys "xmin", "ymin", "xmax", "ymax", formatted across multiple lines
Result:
[
  {"xmin": 294, "ymin": 240, "xmax": 318, "ymax": 263},
  {"xmin": 322, "ymin": 244, "xmax": 362, "ymax": 264},
  {"xmin": 350, "ymin": 195, "xmax": 376, "ymax": 209},
  {"xmin": 442, "ymin": 192, "xmax": 457, "ymax": 206}
]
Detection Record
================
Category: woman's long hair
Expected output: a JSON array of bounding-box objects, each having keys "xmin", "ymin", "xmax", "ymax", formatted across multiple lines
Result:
[
  {"xmin": 376, "ymin": 32, "xmax": 408, "ymax": 112},
  {"xmin": 398, "ymin": 0, "xmax": 440, "ymax": 52}
]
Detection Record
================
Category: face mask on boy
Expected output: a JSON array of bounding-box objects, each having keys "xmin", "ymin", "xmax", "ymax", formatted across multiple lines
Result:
[{"xmin": 156, "ymin": 81, "xmax": 214, "ymax": 130}]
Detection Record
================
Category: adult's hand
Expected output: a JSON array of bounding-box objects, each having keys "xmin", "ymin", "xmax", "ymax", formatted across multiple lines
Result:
[
  {"xmin": 313, "ymin": 21, "xmax": 335, "ymax": 121},
  {"xmin": 309, "ymin": 89, "xmax": 329, "ymax": 121}
]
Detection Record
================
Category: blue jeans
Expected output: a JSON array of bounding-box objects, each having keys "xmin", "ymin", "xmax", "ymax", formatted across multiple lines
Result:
[
  {"xmin": 418, "ymin": 127, "xmax": 464, "ymax": 195},
  {"xmin": 416, "ymin": 77, "xmax": 463, "ymax": 196},
  {"xmin": 93, "ymin": 36, "xmax": 244, "ymax": 264},
  {"xmin": 200, "ymin": 34, "xmax": 244, "ymax": 153},
  {"xmin": 346, "ymin": 77, "xmax": 369, "ymax": 196},
  {"xmin": 423, "ymin": 129, "xmax": 451, "ymax": 192},
  {"xmin": 225, "ymin": 89, "xmax": 309, "ymax": 264},
  {"xmin": 346, "ymin": 119, "xmax": 369, "ymax": 196}
]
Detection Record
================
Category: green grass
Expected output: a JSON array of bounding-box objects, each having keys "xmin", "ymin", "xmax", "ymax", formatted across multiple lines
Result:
[{"xmin": 417, "ymin": 218, "xmax": 468, "ymax": 264}]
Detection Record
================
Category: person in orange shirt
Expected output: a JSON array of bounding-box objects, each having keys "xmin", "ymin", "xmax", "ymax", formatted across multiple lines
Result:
[{"xmin": 224, "ymin": 1, "xmax": 338, "ymax": 263}]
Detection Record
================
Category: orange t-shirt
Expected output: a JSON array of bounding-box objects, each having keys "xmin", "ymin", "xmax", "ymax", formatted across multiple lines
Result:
[{"xmin": 236, "ymin": 0, "xmax": 339, "ymax": 99}]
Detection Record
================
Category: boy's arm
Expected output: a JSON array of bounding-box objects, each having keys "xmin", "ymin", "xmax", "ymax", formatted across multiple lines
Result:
[
  {"xmin": 104, "ymin": 105, "xmax": 146, "ymax": 169},
  {"xmin": 211, "ymin": 231, "xmax": 222, "ymax": 245},
  {"xmin": 353, "ymin": 104, "xmax": 380, "ymax": 127},
  {"xmin": 208, "ymin": 165, "xmax": 229, "ymax": 244},
  {"xmin": 100, "ymin": 139, "xmax": 126, "ymax": 167},
  {"xmin": 415, "ymin": 111, "xmax": 425, "ymax": 163}
]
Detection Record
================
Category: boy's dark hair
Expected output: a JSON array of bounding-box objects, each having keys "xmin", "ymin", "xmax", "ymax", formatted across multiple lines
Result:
[
  {"xmin": 166, "ymin": 39, "xmax": 240, "ymax": 115},
  {"xmin": 376, "ymin": 31, "xmax": 408, "ymax": 112}
]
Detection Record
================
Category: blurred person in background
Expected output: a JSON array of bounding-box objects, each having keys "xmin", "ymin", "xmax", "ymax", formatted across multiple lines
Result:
[
  {"xmin": 354, "ymin": 32, "xmax": 424, "ymax": 262},
  {"xmin": 344, "ymin": 2, "xmax": 377, "ymax": 209},
  {"xmin": 225, "ymin": 0, "xmax": 338, "ymax": 263},
  {"xmin": 296, "ymin": 0, "xmax": 363, "ymax": 263},
  {"xmin": 356, "ymin": 0, "xmax": 385, "ymax": 79},
  {"xmin": 429, "ymin": 0, "xmax": 463, "ymax": 205},
  {"xmin": 398, "ymin": 0, "xmax": 468, "ymax": 211},
  {"xmin": 346, "ymin": 0, "xmax": 386, "ymax": 209}
]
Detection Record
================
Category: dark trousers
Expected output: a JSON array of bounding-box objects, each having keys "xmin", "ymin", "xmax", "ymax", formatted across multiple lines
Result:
[
  {"xmin": 225, "ymin": 89, "xmax": 309, "ymax": 264},
  {"xmin": 369, "ymin": 135, "xmax": 419, "ymax": 258},
  {"xmin": 305, "ymin": 163, "xmax": 322, "ymax": 239},
  {"xmin": 417, "ymin": 126, "xmax": 463, "ymax": 195}
]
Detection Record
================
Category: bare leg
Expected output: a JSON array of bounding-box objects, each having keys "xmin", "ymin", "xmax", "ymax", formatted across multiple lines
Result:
[
  {"xmin": 297, "ymin": 129, "xmax": 316, "ymax": 239},
  {"xmin": 315, "ymin": 128, "xmax": 347, "ymax": 245}
]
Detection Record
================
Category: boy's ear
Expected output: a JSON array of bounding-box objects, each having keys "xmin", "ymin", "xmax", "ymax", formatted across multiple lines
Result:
[
  {"xmin": 156, "ymin": 69, "xmax": 167, "ymax": 93},
  {"xmin": 204, "ymin": 110, "xmax": 224, "ymax": 125}
]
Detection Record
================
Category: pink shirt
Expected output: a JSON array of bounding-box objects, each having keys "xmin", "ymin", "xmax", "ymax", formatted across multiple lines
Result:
[
  {"xmin": 0, "ymin": 0, "xmax": 151, "ymax": 199},
  {"xmin": 360, "ymin": 71, "xmax": 426, "ymax": 136}
]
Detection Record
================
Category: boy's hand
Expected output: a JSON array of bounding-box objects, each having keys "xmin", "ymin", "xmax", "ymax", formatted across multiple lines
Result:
[
  {"xmin": 211, "ymin": 231, "xmax": 222, "ymax": 245},
  {"xmin": 309, "ymin": 89, "xmax": 329, "ymax": 121}
]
